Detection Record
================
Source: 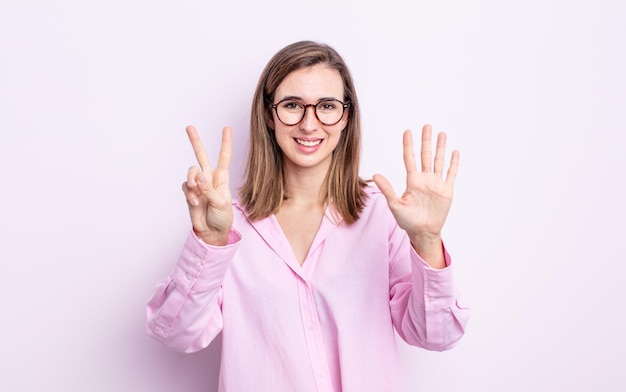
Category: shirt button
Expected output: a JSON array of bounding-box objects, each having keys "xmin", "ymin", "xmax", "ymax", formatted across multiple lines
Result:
[
  {"xmin": 185, "ymin": 272, "xmax": 193, "ymax": 280},
  {"xmin": 307, "ymin": 324, "xmax": 315, "ymax": 331},
  {"xmin": 192, "ymin": 256, "xmax": 201, "ymax": 264},
  {"xmin": 428, "ymin": 280, "xmax": 437, "ymax": 287}
]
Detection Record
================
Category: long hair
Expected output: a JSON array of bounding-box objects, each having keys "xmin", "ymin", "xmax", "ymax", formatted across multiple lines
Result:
[{"xmin": 239, "ymin": 41, "xmax": 367, "ymax": 224}]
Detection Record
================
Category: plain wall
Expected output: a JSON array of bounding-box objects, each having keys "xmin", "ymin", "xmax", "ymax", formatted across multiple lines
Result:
[{"xmin": 1, "ymin": 0, "xmax": 625, "ymax": 391}]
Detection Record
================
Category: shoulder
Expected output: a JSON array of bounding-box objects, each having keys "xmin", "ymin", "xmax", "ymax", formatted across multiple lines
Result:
[
  {"xmin": 231, "ymin": 199, "xmax": 252, "ymax": 225},
  {"xmin": 363, "ymin": 183, "xmax": 387, "ymax": 207},
  {"xmin": 231, "ymin": 199, "xmax": 272, "ymax": 228},
  {"xmin": 232, "ymin": 199, "xmax": 253, "ymax": 218},
  {"xmin": 233, "ymin": 199, "xmax": 245, "ymax": 212},
  {"xmin": 359, "ymin": 184, "xmax": 393, "ymax": 221}
]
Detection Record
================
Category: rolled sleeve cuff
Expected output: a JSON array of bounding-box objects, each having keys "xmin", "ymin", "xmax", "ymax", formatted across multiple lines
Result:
[
  {"xmin": 410, "ymin": 243, "xmax": 456, "ymax": 310},
  {"xmin": 171, "ymin": 228, "xmax": 242, "ymax": 292}
]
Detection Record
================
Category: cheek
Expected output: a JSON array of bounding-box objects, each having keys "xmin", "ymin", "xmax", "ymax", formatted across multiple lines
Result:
[
  {"xmin": 273, "ymin": 125, "xmax": 294, "ymax": 147},
  {"xmin": 339, "ymin": 114, "xmax": 349, "ymax": 131},
  {"xmin": 329, "ymin": 127, "xmax": 345, "ymax": 150},
  {"xmin": 335, "ymin": 124, "xmax": 346, "ymax": 137}
]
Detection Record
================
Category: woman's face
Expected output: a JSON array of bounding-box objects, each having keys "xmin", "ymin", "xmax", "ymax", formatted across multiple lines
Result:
[{"xmin": 271, "ymin": 64, "xmax": 348, "ymax": 174}]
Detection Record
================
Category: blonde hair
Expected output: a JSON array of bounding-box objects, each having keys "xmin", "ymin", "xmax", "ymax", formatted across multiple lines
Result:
[{"xmin": 239, "ymin": 41, "xmax": 367, "ymax": 224}]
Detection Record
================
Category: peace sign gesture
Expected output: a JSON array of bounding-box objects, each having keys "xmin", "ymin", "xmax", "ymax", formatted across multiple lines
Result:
[
  {"xmin": 373, "ymin": 125, "xmax": 459, "ymax": 268},
  {"xmin": 182, "ymin": 125, "xmax": 233, "ymax": 246}
]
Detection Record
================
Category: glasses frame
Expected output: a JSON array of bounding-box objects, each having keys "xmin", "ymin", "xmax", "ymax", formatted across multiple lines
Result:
[{"xmin": 270, "ymin": 98, "xmax": 351, "ymax": 126}]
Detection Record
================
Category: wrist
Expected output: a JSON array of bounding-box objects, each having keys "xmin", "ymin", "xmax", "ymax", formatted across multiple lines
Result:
[
  {"xmin": 409, "ymin": 233, "xmax": 445, "ymax": 269},
  {"xmin": 194, "ymin": 227, "xmax": 230, "ymax": 246}
]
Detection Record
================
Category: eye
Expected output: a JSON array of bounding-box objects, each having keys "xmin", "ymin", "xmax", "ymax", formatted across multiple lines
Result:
[
  {"xmin": 281, "ymin": 100, "xmax": 304, "ymax": 111},
  {"xmin": 317, "ymin": 101, "xmax": 338, "ymax": 112}
]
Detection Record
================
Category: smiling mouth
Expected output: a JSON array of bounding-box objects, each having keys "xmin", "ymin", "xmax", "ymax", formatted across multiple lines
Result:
[{"xmin": 295, "ymin": 138, "xmax": 322, "ymax": 147}]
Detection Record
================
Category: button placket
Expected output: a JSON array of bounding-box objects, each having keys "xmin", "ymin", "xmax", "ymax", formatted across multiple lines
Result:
[{"xmin": 297, "ymin": 280, "xmax": 333, "ymax": 390}]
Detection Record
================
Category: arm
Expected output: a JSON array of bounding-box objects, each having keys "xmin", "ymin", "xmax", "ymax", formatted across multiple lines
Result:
[
  {"xmin": 388, "ymin": 229, "xmax": 470, "ymax": 351},
  {"xmin": 146, "ymin": 229, "xmax": 240, "ymax": 353},
  {"xmin": 146, "ymin": 125, "xmax": 236, "ymax": 352},
  {"xmin": 375, "ymin": 124, "xmax": 469, "ymax": 349}
]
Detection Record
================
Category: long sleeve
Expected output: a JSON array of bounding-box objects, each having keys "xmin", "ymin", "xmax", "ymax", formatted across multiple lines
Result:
[
  {"xmin": 146, "ymin": 228, "xmax": 241, "ymax": 353},
  {"xmin": 388, "ymin": 225, "xmax": 470, "ymax": 351}
]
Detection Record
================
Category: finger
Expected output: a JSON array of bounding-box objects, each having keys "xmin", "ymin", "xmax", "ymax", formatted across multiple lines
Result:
[
  {"xmin": 216, "ymin": 126, "xmax": 232, "ymax": 171},
  {"xmin": 421, "ymin": 124, "xmax": 433, "ymax": 173},
  {"xmin": 186, "ymin": 165, "xmax": 202, "ymax": 187},
  {"xmin": 445, "ymin": 150, "xmax": 460, "ymax": 186},
  {"xmin": 186, "ymin": 125, "xmax": 212, "ymax": 172},
  {"xmin": 182, "ymin": 182, "xmax": 201, "ymax": 207},
  {"xmin": 402, "ymin": 130, "xmax": 418, "ymax": 175},
  {"xmin": 372, "ymin": 173, "xmax": 398, "ymax": 206},
  {"xmin": 433, "ymin": 132, "xmax": 447, "ymax": 176}
]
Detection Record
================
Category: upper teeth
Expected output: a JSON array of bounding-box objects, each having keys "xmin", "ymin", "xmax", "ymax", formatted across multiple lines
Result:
[{"xmin": 296, "ymin": 139, "xmax": 321, "ymax": 147}]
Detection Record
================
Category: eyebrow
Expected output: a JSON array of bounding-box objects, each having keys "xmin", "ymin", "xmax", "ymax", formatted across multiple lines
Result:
[{"xmin": 277, "ymin": 95, "xmax": 340, "ymax": 103}]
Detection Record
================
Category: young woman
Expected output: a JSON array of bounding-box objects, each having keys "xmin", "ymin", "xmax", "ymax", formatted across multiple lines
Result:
[{"xmin": 147, "ymin": 40, "xmax": 470, "ymax": 391}]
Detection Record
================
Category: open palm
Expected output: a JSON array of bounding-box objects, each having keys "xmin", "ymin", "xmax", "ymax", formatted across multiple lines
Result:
[{"xmin": 374, "ymin": 125, "xmax": 459, "ymax": 259}]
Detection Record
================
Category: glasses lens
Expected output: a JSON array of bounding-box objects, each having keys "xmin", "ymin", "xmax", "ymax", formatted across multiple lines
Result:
[
  {"xmin": 316, "ymin": 100, "xmax": 343, "ymax": 125},
  {"xmin": 276, "ymin": 100, "xmax": 304, "ymax": 126}
]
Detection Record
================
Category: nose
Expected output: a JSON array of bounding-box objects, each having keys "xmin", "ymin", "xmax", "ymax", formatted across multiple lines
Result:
[{"xmin": 300, "ymin": 104, "xmax": 319, "ymax": 132}]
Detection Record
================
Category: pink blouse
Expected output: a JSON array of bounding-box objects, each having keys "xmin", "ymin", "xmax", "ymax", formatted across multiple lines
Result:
[{"xmin": 147, "ymin": 187, "xmax": 470, "ymax": 391}]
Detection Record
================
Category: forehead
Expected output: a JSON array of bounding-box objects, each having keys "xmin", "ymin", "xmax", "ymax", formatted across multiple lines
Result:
[{"xmin": 275, "ymin": 64, "xmax": 344, "ymax": 101}]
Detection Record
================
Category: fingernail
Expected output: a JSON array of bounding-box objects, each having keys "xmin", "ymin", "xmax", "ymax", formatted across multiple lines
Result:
[
  {"xmin": 197, "ymin": 174, "xmax": 206, "ymax": 184},
  {"xmin": 191, "ymin": 197, "xmax": 199, "ymax": 206}
]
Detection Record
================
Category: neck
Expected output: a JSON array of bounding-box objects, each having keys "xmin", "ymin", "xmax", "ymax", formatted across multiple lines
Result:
[{"xmin": 282, "ymin": 162, "xmax": 329, "ymax": 207}]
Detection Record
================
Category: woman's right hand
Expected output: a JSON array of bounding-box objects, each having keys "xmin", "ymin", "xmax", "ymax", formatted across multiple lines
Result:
[{"xmin": 182, "ymin": 125, "xmax": 233, "ymax": 246}]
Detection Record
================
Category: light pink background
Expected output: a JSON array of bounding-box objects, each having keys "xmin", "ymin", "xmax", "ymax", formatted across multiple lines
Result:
[{"xmin": 1, "ymin": 0, "xmax": 624, "ymax": 391}]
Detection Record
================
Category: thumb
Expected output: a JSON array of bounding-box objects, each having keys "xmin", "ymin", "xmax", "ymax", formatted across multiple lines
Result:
[{"xmin": 372, "ymin": 174, "xmax": 397, "ymax": 204}]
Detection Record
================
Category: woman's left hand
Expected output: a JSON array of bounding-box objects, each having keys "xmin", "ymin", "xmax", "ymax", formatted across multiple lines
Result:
[{"xmin": 373, "ymin": 124, "xmax": 459, "ymax": 268}]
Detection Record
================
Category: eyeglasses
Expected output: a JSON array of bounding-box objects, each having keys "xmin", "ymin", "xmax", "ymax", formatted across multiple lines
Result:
[{"xmin": 271, "ymin": 98, "xmax": 350, "ymax": 126}]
